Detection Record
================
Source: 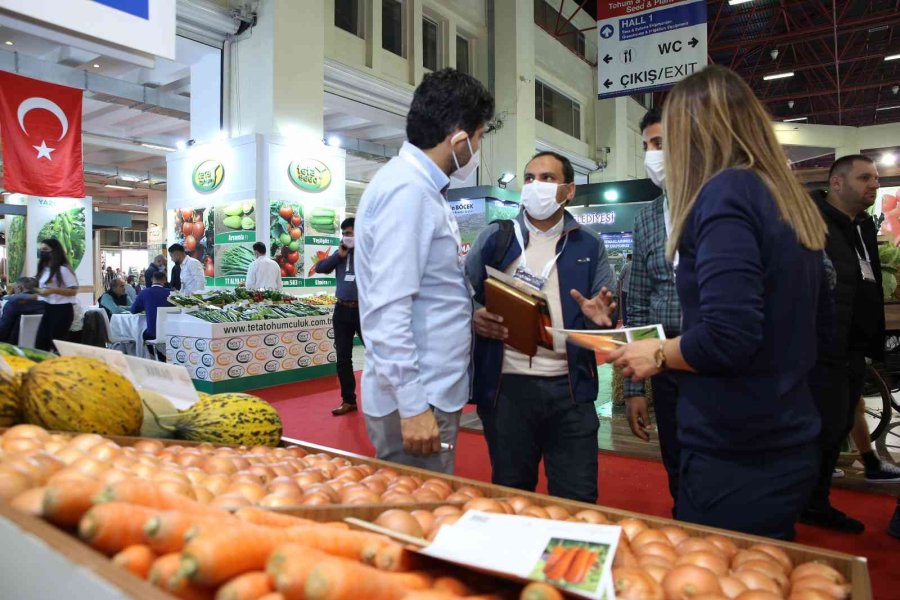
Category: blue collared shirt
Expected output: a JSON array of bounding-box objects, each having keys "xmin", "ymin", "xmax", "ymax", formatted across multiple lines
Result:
[{"xmin": 355, "ymin": 142, "xmax": 472, "ymax": 418}]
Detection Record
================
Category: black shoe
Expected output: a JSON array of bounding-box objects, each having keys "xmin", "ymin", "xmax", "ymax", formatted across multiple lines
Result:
[
  {"xmin": 799, "ymin": 507, "xmax": 865, "ymax": 534},
  {"xmin": 864, "ymin": 461, "xmax": 900, "ymax": 483},
  {"xmin": 331, "ymin": 402, "xmax": 358, "ymax": 416}
]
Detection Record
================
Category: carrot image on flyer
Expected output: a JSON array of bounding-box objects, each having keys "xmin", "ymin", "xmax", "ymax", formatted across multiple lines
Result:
[{"xmin": 530, "ymin": 538, "xmax": 608, "ymax": 593}]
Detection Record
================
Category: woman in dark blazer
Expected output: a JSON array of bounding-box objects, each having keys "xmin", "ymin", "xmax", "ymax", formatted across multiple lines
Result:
[{"xmin": 608, "ymin": 65, "xmax": 829, "ymax": 540}]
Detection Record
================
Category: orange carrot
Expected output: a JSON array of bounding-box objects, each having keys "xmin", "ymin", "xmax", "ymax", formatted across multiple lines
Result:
[
  {"xmin": 564, "ymin": 548, "xmax": 594, "ymax": 584},
  {"xmin": 181, "ymin": 525, "xmax": 394, "ymax": 586},
  {"xmin": 215, "ymin": 571, "xmax": 274, "ymax": 600},
  {"xmin": 149, "ymin": 553, "xmax": 184, "ymax": 589},
  {"xmin": 98, "ymin": 479, "xmax": 228, "ymax": 516},
  {"xmin": 256, "ymin": 594, "xmax": 285, "ymax": 600},
  {"xmin": 112, "ymin": 544, "xmax": 156, "ymax": 579},
  {"xmin": 541, "ymin": 546, "xmax": 567, "ymax": 574},
  {"xmin": 398, "ymin": 592, "xmax": 461, "ymax": 600},
  {"xmin": 267, "ymin": 543, "xmax": 330, "ymax": 600},
  {"xmin": 168, "ymin": 572, "xmax": 216, "ymax": 600},
  {"xmin": 143, "ymin": 511, "xmax": 240, "ymax": 554},
  {"xmin": 234, "ymin": 507, "xmax": 347, "ymax": 530},
  {"xmin": 78, "ymin": 502, "xmax": 161, "ymax": 555},
  {"xmin": 543, "ymin": 547, "xmax": 578, "ymax": 581},
  {"xmin": 374, "ymin": 544, "xmax": 428, "ymax": 572},
  {"xmin": 43, "ymin": 479, "xmax": 105, "ymax": 527},
  {"xmin": 304, "ymin": 559, "xmax": 431, "ymax": 600},
  {"xmin": 520, "ymin": 582, "xmax": 564, "ymax": 600},
  {"xmin": 11, "ymin": 486, "xmax": 47, "ymax": 516}
]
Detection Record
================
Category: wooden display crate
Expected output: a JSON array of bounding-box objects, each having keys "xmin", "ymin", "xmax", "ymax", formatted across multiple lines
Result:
[{"xmin": 0, "ymin": 430, "xmax": 872, "ymax": 598}]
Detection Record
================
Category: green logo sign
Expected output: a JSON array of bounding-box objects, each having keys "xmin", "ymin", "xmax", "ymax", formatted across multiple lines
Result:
[
  {"xmin": 192, "ymin": 160, "xmax": 225, "ymax": 193},
  {"xmin": 288, "ymin": 159, "xmax": 331, "ymax": 192}
]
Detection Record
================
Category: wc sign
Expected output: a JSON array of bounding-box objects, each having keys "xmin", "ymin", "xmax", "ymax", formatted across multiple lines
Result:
[{"xmin": 596, "ymin": 0, "xmax": 707, "ymax": 99}]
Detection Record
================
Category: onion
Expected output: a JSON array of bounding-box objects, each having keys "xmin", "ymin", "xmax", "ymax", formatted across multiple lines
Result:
[
  {"xmin": 633, "ymin": 529, "xmax": 673, "ymax": 549},
  {"xmin": 427, "ymin": 514, "xmax": 460, "ymax": 541},
  {"xmin": 70, "ymin": 457, "xmax": 107, "ymax": 478},
  {"xmin": 192, "ymin": 487, "xmax": 214, "ymax": 503},
  {"xmin": 203, "ymin": 473, "xmax": 231, "ymax": 496},
  {"xmin": 545, "ymin": 505, "xmax": 571, "ymax": 520},
  {"xmin": 613, "ymin": 567, "xmax": 664, "ymax": 600},
  {"xmin": 733, "ymin": 592, "xmax": 782, "ymax": 600},
  {"xmin": 749, "ymin": 543, "xmax": 793, "ymax": 573},
  {"xmin": 644, "ymin": 565, "xmax": 670, "ymax": 584},
  {"xmin": 718, "ymin": 576, "xmax": 748, "ymax": 599},
  {"xmin": 463, "ymin": 498, "xmax": 505, "ymax": 514},
  {"xmin": 619, "ymin": 518, "xmax": 649, "ymax": 541},
  {"xmin": 182, "ymin": 468, "xmax": 207, "ymax": 486},
  {"xmin": 787, "ymin": 589, "xmax": 836, "ymax": 600},
  {"xmin": 639, "ymin": 555, "xmax": 675, "ymax": 570},
  {"xmin": 101, "ymin": 469, "xmax": 132, "ymax": 486},
  {"xmin": 87, "ymin": 442, "xmax": 122, "ymax": 462},
  {"xmin": 257, "ymin": 494, "xmax": 300, "ymax": 508},
  {"xmin": 409, "ymin": 510, "xmax": 435, "ymax": 537},
  {"xmin": 375, "ymin": 509, "xmax": 425, "ymax": 538},
  {"xmin": 433, "ymin": 505, "xmax": 461, "ymax": 518},
  {"xmin": 67, "ymin": 433, "xmax": 105, "ymax": 452},
  {"xmin": 295, "ymin": 470, "xmax": 327, "ymax": 488},
  {"xmin": 572, "ymin": 509, "xmax": 609, "ymax": 524},
  {"xmin": 506, "ymin": 495, "xmax": 533, "ymax": 514},
  {"xmin": 497, "ymin": 500, "xmax": 515, "ymax": 515},
  {"xmin": 636, "ymin": 542, "xmax": 678, "ymax": 565},
  {"xmin": 210, "ymin": 493, "xmax": 252, "ymax": 510},
  {"xmin": 519, "ymin": 505, "xmax": 551, "ymax": 519},
  {"xmin": 736, "ymin": 560, "xmax": 790, "ymax": 592},
  {"xmin": 10, "ymin": 486, "xmax": 47, "ymax": 516},
  {"xmin": 226, "ymin": 481, "xmax": 266, "ymax": 503},
  {"xmin": 455, "ymin": 485, "xmax": 484, "ymax": 498},
  {"xmin": 791, "ymin": 576, "xmax": 851, "ymax": 598},
  {"xmin": 3, "ymin": 424, "xmax": 49, "ymax": 442},
  {"xmin": 55, "ymin": 447, "xmax": 84, "ymax": 466},
  {"xmin": 676, "ymin": 551, "xmax": 730, "ymax": 577},
  {"xmin": 411, "ymin": 488, "xmax": 442, "ymax": 503},
  {"xmin": 175, "ymin": 453, "xmax": 206, "ymax": 468},
  {"xmin": 284, "ymin": 446, "xmax": 306, "ymax": 458},
  {"xmin": 344, "ymin": 490, "xmax": 381, "ymax": 505},
  {"xmin": 733, "ymin": 550, "xmax": 786, "ymax": 574},
  {"xmin": 158, "ymin": 479, "xmax": 196, "ymax": 500},
  {"xmin": 203, "ymin": 456, "xmax": 239, "ymax": 475},
  {"xmin": 705, "ymin": 534, "xmax": 739, "ymax": 560},
  {"xmin": 0, "ymin": 468, "xmax": 32, "ymax": 501},
  {"xmin": 2, "ymin": 437, "xmax": 43, "ymax": 455},
  {"xmin": 270, "ymin": 463, "xmax": 297, "ymax": 478},
  {"xmin": 690, "ymin": 595, "xmax": 729, "ymax": 600},
  {"xmin": 791, "ymin": 563, "xmax": 846, "ymax": 585},
  {"xmin": 662, "ymin": 565, "xmax": 723, "ymax": 600},
  {"xmin": 445, "ymin": 492, "xmax": 475, "ymax": 503},
  {"xmin": 733, "ymin": 569, "xmax": 781, "ymax": 594},
  {"xmin": 419, "ymin": 482, "xmax": 451, "ymax": 500},
  {"xmin": 677, "ymin": 538, "xmax": 725, "ymax": 558},
  {"xmin": 659, "ymin": 525, "xmax": 690, "ymax": 547},
  {"xmin": 335, "ymin": 466, "xmax": 366, "ymax": 482},
  {"xmin": 304, "ymin": 483, "xmax": 339, "ymax": 503},
  {"xmin": 421, "ymin": 478, "xmax": 452, "ymax": 494},
  {"xmin": 299, "ymin": 492, "xmax": 331, "ymax": 506},
  {"xmin": 375, "ymin": 467, "xmax": 399, "ymax": 480},
  {"xmin": 380, "ymin": 492, "xmax": 417, "ymax": 504}
]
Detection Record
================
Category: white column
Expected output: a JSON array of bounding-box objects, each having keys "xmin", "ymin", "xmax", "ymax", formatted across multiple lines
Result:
[{"xmin": 190, "ymin": 52, "xmax": 221, "ymax": 142}]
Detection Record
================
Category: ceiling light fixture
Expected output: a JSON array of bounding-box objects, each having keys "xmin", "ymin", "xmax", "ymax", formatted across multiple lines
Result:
[
  {"xmin": 140, "ymin": 142, "xmax": 176, "ymax": 152},
  {"xmin": 881, "ymin": 153, "xmax": 897, "ymax": 167},
  {"xmin": 176, "ymin": 140, "xmax": 187, "ymax": 151},
  {"xmin": 4, "ymin": 41, "xmax": 12, "ymax": 46},
  {"xmin": 498, "ymin": 172, "xmax": 516, "ymax": 188},
  {"xmin": 783, "ymin": 117, "xmax": 808, "ymax": 122},
  {"xmin": 728, "ymin": 0, "xmax": 754, "ymax": 5},
  {"xmin": 105, "ymin": 184, "xmax": 133, "ymax": 190},
  {"xmin": 126, "ymin": 210, "xmax": 146, "ymax": 214},
  {"xmin": 876, "ymin": 105, "xmax": 900, "ymax": 111},
  {"xmin": 92, "ymin": 63, "xmax": 101, "ymax": 68},
  {"xmin": 885, "ymin": 54, "xmax": 900, "ymax": 62},
  {"xmin": 763, "ymin": 71, "xmax": 794, "ymax": 81},
  {"xmin": 603, "ymin": 190, "xmax": 619, "ymax": 202},
  {"xmin": 327, "ymin": 135, "xmax": 341, "ymax": 147}
]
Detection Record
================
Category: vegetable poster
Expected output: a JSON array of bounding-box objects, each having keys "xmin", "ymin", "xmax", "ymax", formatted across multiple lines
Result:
[
  {"xmin": 24, "ymin": 196, "xmax": 93, "ymax": 287},
  {"xmin": 269, "ymin": 200, "xmax": 304, "ymax": 287},
  {"xmin": 448, "ymin": 197, "xmax": 485, "ymax": 257},
  {"xmin": 172, "ymin": 207, "xmax": 214, "ymax": 286},
  {"xmin": 302, "ymin": 202, "xmax": 340, "ymax": 288}
]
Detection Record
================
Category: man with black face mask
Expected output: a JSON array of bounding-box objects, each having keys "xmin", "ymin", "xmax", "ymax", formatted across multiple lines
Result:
[{"xmin": 623, "ymin": 107, "xmax": 683, "ymax": 514}]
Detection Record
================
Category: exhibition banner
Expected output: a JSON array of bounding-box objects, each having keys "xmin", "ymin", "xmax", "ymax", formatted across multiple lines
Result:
[{"xmin": 21, "ymin": 196, "xmax": 93, "ymax": 286}]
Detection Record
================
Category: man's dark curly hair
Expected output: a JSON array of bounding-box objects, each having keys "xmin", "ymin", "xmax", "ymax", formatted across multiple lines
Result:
[{"xmin": 406, "ymin": 68, "xmax": 495, "ymax": 150}]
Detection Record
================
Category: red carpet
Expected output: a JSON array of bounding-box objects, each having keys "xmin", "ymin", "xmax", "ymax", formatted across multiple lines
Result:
[{"xmin": 253, "ymin": 374, "xmax": 900, "ymax": 599}]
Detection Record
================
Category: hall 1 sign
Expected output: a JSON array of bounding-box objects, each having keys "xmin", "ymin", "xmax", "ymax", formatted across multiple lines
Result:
[{"xmin": 597, "ymin": 0, "xmax": 707, "ymax": 99}]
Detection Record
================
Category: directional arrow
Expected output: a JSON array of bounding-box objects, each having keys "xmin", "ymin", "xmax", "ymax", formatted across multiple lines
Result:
[
  {"xmin": 603, "ymin": 54, "xmax": 612, "ymax": 64},
  {"xmin": 688, "ymin": 37, "xmax": 698, "ymax": 48},
  {"xmin": 603, "ymin": 79, "xmax": 613, "ymax": 89}
]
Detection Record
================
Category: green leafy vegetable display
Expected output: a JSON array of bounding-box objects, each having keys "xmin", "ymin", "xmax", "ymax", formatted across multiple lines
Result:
[
  {"xmin": 7, "ymin": 215, "xmax": 25, "ymax": 281},
  {"xmin": 37, "ymin": 208, "xmax": 85, "ymax": 269},
  {"xmin": 878, "ymin": 243, "xmax": 900, "ymax": 300}
]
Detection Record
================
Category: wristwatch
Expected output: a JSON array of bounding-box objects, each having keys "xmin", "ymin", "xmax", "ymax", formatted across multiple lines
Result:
[{"xmin": 654, "ymin": 340, "xmax": 667, "ymax": 370}]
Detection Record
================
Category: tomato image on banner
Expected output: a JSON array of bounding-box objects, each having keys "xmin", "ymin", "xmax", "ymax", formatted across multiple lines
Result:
[{"xmin": 0, "ymin": 71, "xmax": 84, "ymax": 197}]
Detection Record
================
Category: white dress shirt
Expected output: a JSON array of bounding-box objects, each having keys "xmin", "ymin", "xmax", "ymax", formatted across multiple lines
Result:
[
  {"xmin": 246, "ymin": 256, "xmax": 283, "ymax": 290},
  {"xmin": 180, "ymin": 255, "xmax": 206, "ymax": 295},
  {"xmin": 355, "ymin": 142, "xmax": 472, "ymax": 418}
]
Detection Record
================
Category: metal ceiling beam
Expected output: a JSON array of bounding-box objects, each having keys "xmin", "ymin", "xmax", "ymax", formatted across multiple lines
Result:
[
  {"xmin": 761, "ymin": 79, "xmax": 896, "ymax": 104},
  {"xmin": 710, "ymin": 13, "xmax": 900, "ymax": 53}
]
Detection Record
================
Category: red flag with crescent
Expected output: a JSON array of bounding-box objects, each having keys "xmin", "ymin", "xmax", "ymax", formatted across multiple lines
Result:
[{"xmin": 0, "ymin": 71, "xmax": 84, "ymax": 197}]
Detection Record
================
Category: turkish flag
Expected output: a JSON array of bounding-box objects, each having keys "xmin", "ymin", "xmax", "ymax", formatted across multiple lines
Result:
[{"xmin": 0, "ymin": 71, "xmax": 84, "ymax": 197}]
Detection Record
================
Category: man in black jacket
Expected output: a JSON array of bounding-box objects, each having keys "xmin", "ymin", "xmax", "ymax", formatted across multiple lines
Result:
[{"xmin": 803, "ymin": 154, "xmax": 883, "ymax": 533}]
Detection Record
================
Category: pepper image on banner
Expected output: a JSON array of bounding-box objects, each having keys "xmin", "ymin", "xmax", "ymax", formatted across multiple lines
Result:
[{"xmin": 0, "ymin": 71, "xmax": 84, "ymax": 197}]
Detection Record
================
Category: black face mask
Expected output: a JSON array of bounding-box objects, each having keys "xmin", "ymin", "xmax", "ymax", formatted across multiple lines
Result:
[{"xmin": 39, "ymin": 251, "xmax": 51, "ymax": 259}]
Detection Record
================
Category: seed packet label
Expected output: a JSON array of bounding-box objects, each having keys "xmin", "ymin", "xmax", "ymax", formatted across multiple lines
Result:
[
  {"xmin": 422, "ymin": 511, "xmax": 620, "ymax": 599},
  {"xmin": 124, "ymin": 355, "xmax": 200, "ymax": 410},
  {"xmin": 55, "ymin": 340, "xmax": 134, "ymax": 382}
]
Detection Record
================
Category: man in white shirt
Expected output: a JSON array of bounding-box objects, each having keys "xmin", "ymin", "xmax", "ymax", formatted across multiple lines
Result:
[
  {"xmin": 245, "ymin": 242, "xmax": 283, "ymax": 290},
  {"xmin": 167, "ymin": 243, "xmax": 206, "ymax": 295},
  {"xmin": 355, "ymin": 68, "xmax": 494, "ymax": 474}
]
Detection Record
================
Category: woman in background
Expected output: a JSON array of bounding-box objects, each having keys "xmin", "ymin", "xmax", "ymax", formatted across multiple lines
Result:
[
  {"xmin": 34, "ymin": 239, "xmax": 79, "ymax": 351},
  {"xmin": 607, "ymin": 65, "xmax": 829, "ymax": 540}
]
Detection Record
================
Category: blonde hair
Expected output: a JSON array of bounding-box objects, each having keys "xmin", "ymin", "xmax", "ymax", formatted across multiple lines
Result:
[{"xmin": 663, "ymin": 65, "xmax": 826, "ymax": 260}]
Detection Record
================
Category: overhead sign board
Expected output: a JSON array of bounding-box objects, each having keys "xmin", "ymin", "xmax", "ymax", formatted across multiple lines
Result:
[
  {"xmin": 597, "ymin": 0, "xmax": 707, "ymax": 99},
  {"xmin": 0, "ymin": 0, "xmax": 175, "ymax": 59}
]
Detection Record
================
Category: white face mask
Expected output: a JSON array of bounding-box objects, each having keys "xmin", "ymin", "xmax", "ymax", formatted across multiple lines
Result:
[
  {"xmin": 342, "ymin": 236, "xmax": 355, "ymax": 249},
  {"xmin": 521, "ymin": 181, "xmax": 564, "ymax": 220},
  {"xmin": 644, "ymin": 150, "xmax": 665, "ymax": 189},
  {"xmin": 449, "ymin": 133, "xmax": 480, "ymax": 183}
]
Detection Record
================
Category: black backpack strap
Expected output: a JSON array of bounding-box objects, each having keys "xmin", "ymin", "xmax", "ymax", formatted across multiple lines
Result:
[{"xmin": 490, "ymin": 219, "xmax": 515, "ymax": 268}]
